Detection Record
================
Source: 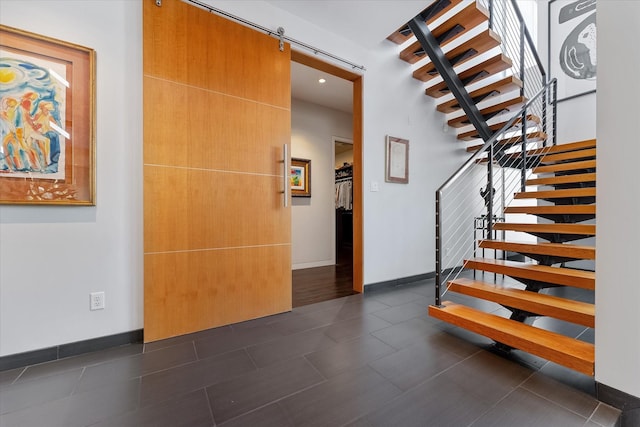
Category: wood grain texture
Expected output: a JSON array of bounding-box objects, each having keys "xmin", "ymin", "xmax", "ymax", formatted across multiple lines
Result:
[
  {"xmin": 466, "ymin": 131, "xmax": 546, "ymax": 152},
  {"xmin": 514, "ymin": 187, "xmax": 596, "ymax": 200},
  {"xmin": 457, "ymin": 114, "xmax": 540, "ymax": 140},
  {"xmin": 144, "ymin": 245, "xmax": 292, "ymax": 342},
  {"xmin": 413, "ymin": 29, "xmax": 501, "ymax": 82},
  {"xmin": 144, "ymin": 0, "xmax": 291, "ymax": 342},
  {"xmin": 387, "ymin": 0, "xmax": 463, "ymax": 44},
  {"xmin": 144, "ymin": 0, "xmax": 290, "ymax": 109},
  {"xmin": 464, "ymin": 258, "xmax": 595, "ymax": 290},
  {"xmin": 504, "ymin": 205, "xmax": 596, "ymax": 215},
  {"xmin": 479, "ymin": 239, "xmax": 595, "ymax": 260},
  {"xmin": 439, "ymin": 75, "xmax": 522, "ymax": 113},
  {"xmin": 429, "ymin": 302, "xmax": 594, "ymax": 375},
  {"xmin": 526, "ymin": 172, "xmax": 596, "ymax": 186},
  {"xmin": 533, "ymin": 159, "xmax": 596, "ymax": 174},
  {"xmin": 426, "ymin": 53, "xmax": 513, "ymax": 97},
  {"xmin": 447, "ymin": 95, "xmax": 526, "ymax": 127},
  {"xmin": 144, "ymin": 166, "xmax": 290, "ymax": 253},
  {"xmin": 540, "ymin": 148, "xmax": 596, "ymax": 164},
  {"xmin": 448, "ymin": 278, "xmax": 595, "ymax": 327},
  {"xmin": 144, "ymin": 77, "xmax": 289, "ymax": 175},
  {"xmin": 399, "ymin": 1, "xmax": 489, "ymax": 64},
  {"xmin": 492, "ymin": 222, "xmax": 596, "ymax": 236}
]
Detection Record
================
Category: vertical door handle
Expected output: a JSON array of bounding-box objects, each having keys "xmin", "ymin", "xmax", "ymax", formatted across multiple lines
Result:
[{"xmin": 283, "ymin": 144, "xmax": 289, "ymax": 207}]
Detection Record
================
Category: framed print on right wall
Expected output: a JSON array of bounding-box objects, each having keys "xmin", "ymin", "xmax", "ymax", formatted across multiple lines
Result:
[{"xmin": 548, "ymin": 0, "xmax": 597, "ymax": 102}]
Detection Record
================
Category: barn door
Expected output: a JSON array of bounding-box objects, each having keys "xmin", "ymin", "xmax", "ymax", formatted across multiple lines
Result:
[{"xmin": 143, "ymin": 0, "xmax": 291, "ymax": 341}]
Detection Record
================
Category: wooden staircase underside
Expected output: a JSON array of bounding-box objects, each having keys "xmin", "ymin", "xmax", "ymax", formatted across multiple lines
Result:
[{"xmin": 387, "ymin": 0, "xmax": 596, "ymax": 376}]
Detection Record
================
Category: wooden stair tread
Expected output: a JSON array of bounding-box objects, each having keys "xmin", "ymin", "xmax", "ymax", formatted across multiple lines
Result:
[
  {"xmin": 493, "ymin": 222, "xmax": 596, "ymax": 235},
  {"xmin": 399, "ymin": 2, "xmax": 489, "ymax": 64},
  {"xmin": 540, "ymin": 148, "xmax": 596, "ymax": 164},
  {"xmin": 413, "ymin": 29, "xmax": 502, "ymax": 82},
  {"xmin": 514, "ymin": 187, "xmax": 596, "ymax": 200},
  {"xmin": 426, "ymin": 53, "xmax": 513, "ymax": 97},
  {"xmin": 464, "ymin": 258, "xmax": 595, "ymax": 290},
  {"xmin": 438, "ymin": 76, "xmax": 522, "ymax": 113},
  {"xmin": 448, "ymin": 278, "xmax": 595, "ymax": 327},
  {"xmin": 504, "ymin": 205, "xmax": 596, "ymax": 215},
  {"xmin": 479, "ymin": 239, "xmax": 595, "ymax": 260},
  {"xmin": 523, "ymin": 140, "xmax": 596, "ymax": 158},
  {"xmin": 466, "ymin": 131, "xmax": 546, "ymax": 152},
  {"xmin": 429, "ymin": 301, "xmax": 594, "ymax": 375},
  {"xmin": 387, "ymin": 0, "xmax": 463, "ymax": 44},
  {"xmin": 534, "ymin": 159, "xmax": 596, "ymax": 174},
  {"xmin": 458, "ymin": 114, "xmax": 541, "ymax": 141},
  {"xmin": 448, "ymin": 95, "xmax": 527, "ymax": 128},
  {"xmin": 526, "ymin": 173, "xmax": 596, "ymax": 186}
]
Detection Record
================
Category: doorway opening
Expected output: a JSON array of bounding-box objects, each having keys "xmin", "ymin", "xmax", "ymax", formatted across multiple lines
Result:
[{"xmin": 290, "ymin": 51, "xmax": 363, "ymax": 307}]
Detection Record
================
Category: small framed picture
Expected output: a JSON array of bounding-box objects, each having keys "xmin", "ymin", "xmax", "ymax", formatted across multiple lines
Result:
[
  {"xmin": 290, "ymin": 157, "xmax": 311, "ymax": 197},
  {"xmin": 385, "ymin": 136, "xmax": 409, "ymax": 184}
]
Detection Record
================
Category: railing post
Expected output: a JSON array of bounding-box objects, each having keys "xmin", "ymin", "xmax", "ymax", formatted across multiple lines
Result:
[
  {"xmin": 542, "ymin": 73, "xmax": 548, "ymax": 147},
  {"xmin": 488, "ymin": 0, "xmax": 494, "ymax": 30},
  {"xmin": 435, "ymin": 191, "xmax": 442, "ymax": 306},
  {"xmin": 487, "ymin": 144, "xmax": 494, "ymax": 238},
  {"xmin": 519, "ymin": 19, "xmax": 527, "ymax": 192},
  {"xmin": 552, "ymin": 79, "xmax": 558, "ymax": 146}
]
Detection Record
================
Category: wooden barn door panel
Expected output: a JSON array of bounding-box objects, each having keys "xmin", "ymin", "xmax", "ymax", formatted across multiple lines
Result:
[{"xmin": 143, "ymin": 0, "xmax": 291, "ymax": 342}]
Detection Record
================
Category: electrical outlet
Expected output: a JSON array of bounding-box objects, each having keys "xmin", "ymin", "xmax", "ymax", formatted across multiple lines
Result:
[{"xmin": 90, "ymin": 292, "xmax": 105, "ymax": 311}]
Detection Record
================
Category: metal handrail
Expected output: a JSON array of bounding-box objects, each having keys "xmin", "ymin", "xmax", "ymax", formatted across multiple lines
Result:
[{"xmin": 435, "ymin": 79, "xmax": 557, "ymax": 306}]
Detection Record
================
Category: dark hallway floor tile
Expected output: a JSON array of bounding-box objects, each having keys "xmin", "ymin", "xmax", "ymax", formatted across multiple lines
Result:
[
  {"xmin": 470, "ymin": 387, "xmax": 589, "ymax": 426},
  {"xmin": 194, "ymin": 323, "xmax": 283, "ymax": 359},
  {"xmin": 521, "ymin": 370, "xmax": 599, "ymax": 417},
  {"xmin": 279, "ymin": 366, "xmax": 402, "ymax": 427},
  {"xmin": 76, "ymin": 341, "xmax": 197, "ymax": 394},
  {"xmin": 206, "ymin": 357, "xmax": 324, "ymax": 424},
  {"xmin": 218, "ymin": 403, "xmax": 293, "ymax": 427},
  {"xmin": 0, "ymin": 368, "xmax": 23, "ymax": 387},
  {"xmin": 323, "ymin": 314, "xmax": 392, "ymax": 343},
  {"xmin": 139, "ymin": 349, "xmax": 256, "ymax": 407},
  {"xmin": 0, "ymin": 368, "xmax": 81, "ymax": 415},
  {"xmin": 96, "ymin": 389, "xmax": 214, "ymax": 427},
  {"xmin": 0, "ymin": 378, "xmax": 139, "ymax": 427},
  {"xmin": 371, "ymin": 317, "xmax": 441, "ymax": 349}
]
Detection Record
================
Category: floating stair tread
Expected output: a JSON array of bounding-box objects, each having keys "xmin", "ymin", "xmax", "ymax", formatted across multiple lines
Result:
[
  {"xmin": 533, "ymin": 159, "xmax": 596, "ymax": 174},
  {"xmin": 387, "ymin": 0, "xmax": 463, "ymax": 44},
  {"xmin": 466, "ymin": 131, "xmax": 546, "ymax": 152},
  {"xmin": 514, "ymin": 187, "xmax": 596, "ymax": 200},
  {"xmin": 438, "ymin": 76, "xmax": 523, "ymax": 113},
  {"xmin": 399, "ymin": 2, "xmax": 489, "ymax": 64},
  {"xmin": 448, "ymin": 278, "xmax": 595, "ymax": 327},
  {"xmin": 413, "ymin": 29, "xmax": 502, "ymax": 82},
  {"xmin": 458, "ymin": 114, "xmax": 541, "ymax": 141},
  {"xmin": 479, "ymin": 239, "xmax": 595, "ymax": 260},
  {"xmin": 526, "ymin": 173, "xmax": 596, "ymax": 186},
  {"xmin": 448, "ymin": 96, "xmax": 527, "ymax": 128},
  {"xmin": 540, "ymin": 148, "xmax": 596, "ymax": 164},
  {"xmin": 426, "ymin": 53, "xmax": 513, "ymax": 96},
  {"xmin": 493, "ymin": 222, "xmax": 596, "ymax": 236},
  {"xmin": 429, "ymin": 301, "xmax": 595, "ymax": 375},
  {"xmin": 464, "ymin": 258, "xmax": 595, "ymax": 290},
  {"xmin": 523, "ymin": 141, "xmax": 596, "ymax": 158},
  {"xmin": 504, "ymin": 204, "xmax": 596, "ymax": 215}
]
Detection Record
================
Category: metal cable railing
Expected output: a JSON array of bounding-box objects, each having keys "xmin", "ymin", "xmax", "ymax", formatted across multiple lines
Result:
[
  {"xmin": 435, "ymin": 78, "xmax": 557, "ymax": 306},
  {"xmin": 433, "ymin": 0, "xmax": 557, "ymax": 306}
]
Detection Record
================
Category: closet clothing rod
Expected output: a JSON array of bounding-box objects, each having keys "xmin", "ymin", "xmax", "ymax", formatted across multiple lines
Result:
[{"xmin": 183, "ymin": 0, "xmax": 367, "ymax": 71}]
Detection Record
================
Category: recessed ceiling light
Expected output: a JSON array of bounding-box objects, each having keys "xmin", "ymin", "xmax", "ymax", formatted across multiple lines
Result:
[{"xmin": 318, "ymin": 78, "xmax": 326, "ymax": 84}]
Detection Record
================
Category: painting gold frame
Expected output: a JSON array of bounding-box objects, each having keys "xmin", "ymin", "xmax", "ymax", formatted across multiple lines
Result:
[
  {"xmin": 0, "ymin": 25, "xmax": 96, "ymax": 205},
  {"xmin": 290, "ymin": 157, "xmax": 311, "ymax": 197}
]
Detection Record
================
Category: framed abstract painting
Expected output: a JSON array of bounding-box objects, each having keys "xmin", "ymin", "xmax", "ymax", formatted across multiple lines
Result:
[
  {"xmin": 0, "ymin": 25, "xmax": 96, "ymax": 205},
  {"xmin": 548, "ymin": 0, "xmax": 597, "ymax": 102}
]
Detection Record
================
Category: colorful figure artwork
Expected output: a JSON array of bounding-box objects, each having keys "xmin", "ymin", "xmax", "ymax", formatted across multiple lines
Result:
[{"xmin": 0, "ymin": 51, "xmax": 67, "ymax": 179}]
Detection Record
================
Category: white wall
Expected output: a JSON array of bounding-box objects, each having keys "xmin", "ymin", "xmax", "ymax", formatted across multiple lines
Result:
[
  {"xmin": 596, "ymin": 1, "xmax": 640, "ymax": 399},
  {"xmin": 0, "ymin": 1, "xmax": 143, "ymax": 356},
  {"xmin": 291, "ymin": 98, "xmax": 352, "ymax": 269}
]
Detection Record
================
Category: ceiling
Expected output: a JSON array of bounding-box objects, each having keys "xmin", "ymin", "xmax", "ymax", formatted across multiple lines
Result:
[{"xmin": 270, "ymin": 1, "xmax": 432, "ymax": 113}]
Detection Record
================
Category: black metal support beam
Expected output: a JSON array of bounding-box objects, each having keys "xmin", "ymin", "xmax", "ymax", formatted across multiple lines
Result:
[{"xmin": 408, "ymin": 17, "xmax": 493, "ymax": 142}]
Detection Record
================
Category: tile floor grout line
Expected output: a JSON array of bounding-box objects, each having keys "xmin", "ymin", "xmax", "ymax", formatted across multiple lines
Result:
[
  {"xmin": 204, "ymin": 386, "xmax": 217, "ymax": 426},
  {"xmin": 10, "ymin": 366, "xmax": 27, "ymax": 385}
]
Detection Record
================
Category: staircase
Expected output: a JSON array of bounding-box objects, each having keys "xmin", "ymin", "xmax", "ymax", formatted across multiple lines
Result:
[{"xmin": 387, "ymin": 0, "xmax": 596, "ymax": 376}]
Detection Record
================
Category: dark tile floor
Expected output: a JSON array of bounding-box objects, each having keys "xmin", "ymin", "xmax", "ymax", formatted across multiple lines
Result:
[{"xmin": 0, "ymin": 278, "xmax": 620, "ymax": 427}]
